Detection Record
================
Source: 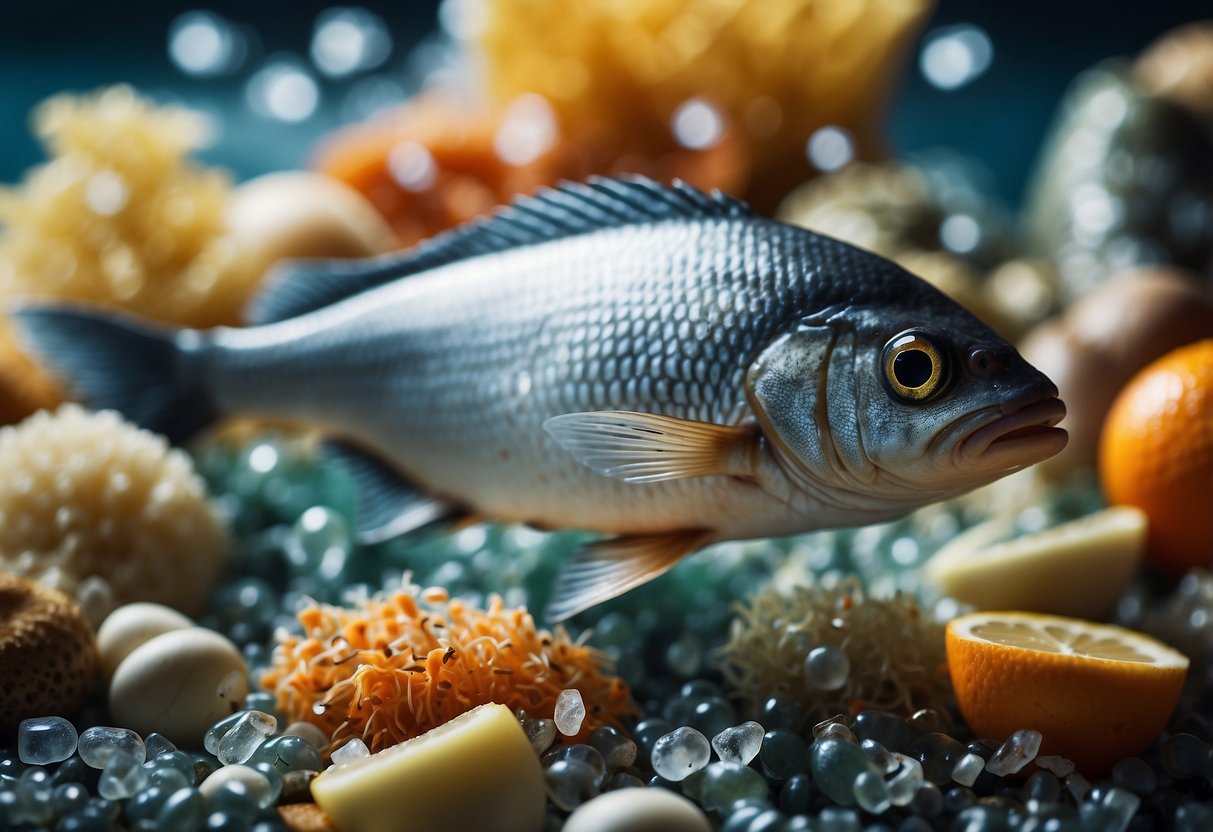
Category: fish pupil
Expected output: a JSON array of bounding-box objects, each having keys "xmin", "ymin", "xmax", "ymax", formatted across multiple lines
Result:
[{"xmin": 893, "ymin": 349, "xmax": 934, "ymax": 389}]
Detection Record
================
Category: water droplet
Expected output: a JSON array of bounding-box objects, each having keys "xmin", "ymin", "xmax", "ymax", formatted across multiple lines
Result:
[
  {"xmin": 919, "ymin": 24, "xmax": 993, "ymax": 91},
  {"xmin": 388, "ymin": 142, "xmax": 438, "ymax": 192},
  {"xmin": 671, "ymin": 98, "xmax": 725, "ymax": 150},
  {"xmin": 806, "ymin": 126, "xmax": 854, "ymax": 172},
  {"xmin": 311, "ymin": 7, "xmax": 392, "ymax": 78},
  {"xmin": 247, "ymin": 59, "xmax": 320, "ymax": 123}
]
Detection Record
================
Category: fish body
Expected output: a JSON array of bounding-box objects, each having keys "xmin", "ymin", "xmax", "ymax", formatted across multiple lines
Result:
[{"xmin": 15, "ymin": 178, "xmax": 1066, "ymax": 619}]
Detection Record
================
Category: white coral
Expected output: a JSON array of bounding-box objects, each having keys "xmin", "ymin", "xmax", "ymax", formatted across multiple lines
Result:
[{"xmin": 0, "ymin": 405, "xmax": 229, "ymax": 615}]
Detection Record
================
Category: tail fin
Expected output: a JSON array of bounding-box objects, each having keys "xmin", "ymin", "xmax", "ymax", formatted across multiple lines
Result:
[{"xmin": 10, "ymin": 304, "xmax": 217, "ymax": 443}]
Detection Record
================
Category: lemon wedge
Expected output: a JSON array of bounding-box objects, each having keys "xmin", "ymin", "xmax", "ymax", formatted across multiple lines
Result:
[
  {"xmin": 925, "ymin": 506, "xmax": 1146, "ymax": 619},
  {"xmin": 310, "ymin": 703, "xmax": 545, "ymax": 832}
]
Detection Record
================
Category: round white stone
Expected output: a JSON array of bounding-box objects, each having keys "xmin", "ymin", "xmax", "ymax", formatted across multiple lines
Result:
[
  {"xmin": 109, "ymin": 627, "xmax": 248, "ymax": 746},
  {"xmin": 563, "ymin": 788, "xmax": 712, "ymax": 832},
  {"xmin": 97, "ymin": 602, "xmax": 193, "ymax": 677}
]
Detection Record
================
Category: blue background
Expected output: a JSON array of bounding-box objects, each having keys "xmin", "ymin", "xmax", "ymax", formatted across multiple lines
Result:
[{"xmin": 1, "ymin": 0, "xmax": 1209, "ymax": 208}]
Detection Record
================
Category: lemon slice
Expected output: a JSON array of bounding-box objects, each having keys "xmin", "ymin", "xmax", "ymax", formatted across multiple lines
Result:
[
  {"xmin": 947, "ymin": 611, "xmax": 1188, "ymax": 775},
  {"xmin": 310, "ymin": 703, "xmax": 545, "ymax": 832},
  {"xmin": 925, "ymin": 506, "xmax": 1146, "ymax": 618}
]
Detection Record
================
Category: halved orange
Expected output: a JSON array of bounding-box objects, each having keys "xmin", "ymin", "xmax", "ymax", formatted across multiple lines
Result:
[{"xmin": 946, "ymin": 611, "xmax": 1188, "ymax": 775}]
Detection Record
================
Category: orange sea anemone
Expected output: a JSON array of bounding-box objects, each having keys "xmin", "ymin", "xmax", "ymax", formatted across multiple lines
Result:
[{"xmin": 261, "ymin": 582, "xmax": 634, "ymax": 754}]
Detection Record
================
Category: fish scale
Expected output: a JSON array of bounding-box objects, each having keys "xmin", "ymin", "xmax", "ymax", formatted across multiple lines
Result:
[
  {"xmin": 205, "ymin": 220, "xmax": 787, "ymax": 534},
  {"xmin": 12, "ymin": 177, "xmax": 1066, "ymax": 619}
]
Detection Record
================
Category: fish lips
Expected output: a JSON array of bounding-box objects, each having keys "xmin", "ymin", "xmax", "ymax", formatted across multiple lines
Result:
[{"xmin": 956, "ymin": 393, "xmax": 1068, "ymax": 473}]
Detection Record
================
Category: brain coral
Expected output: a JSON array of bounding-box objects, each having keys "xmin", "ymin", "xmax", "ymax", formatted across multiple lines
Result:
[{"xmin": 0, "ymin": 405, "xmax": 230, "ymax": 616}]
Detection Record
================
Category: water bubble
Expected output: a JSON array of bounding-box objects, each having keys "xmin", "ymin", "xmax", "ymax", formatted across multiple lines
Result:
[
  {"xmin": 247, "ymin": 59, "xmax": 320, "ymax": 123},
  {"xmin": 919, "ymin": 24, "xmax": 993, "ymax": 91},
  {"xmin": 671, "ymin": 98, "xmax": 725, "ymax": 150},
  {"xmin": 804, "ymin": 645, "xmax": 850, "ymax": 690},
  {"xmin": 388, "ymin": 142, "xmax": 438, "ymax": 192},
  {"xmin": 168, "ymin": 11, "xmax": 246, "ymax": 77},
  {"xmin": 311, "ymin": 7, "xmax": 392, "ymax": 78},
  {"xmin": 493, "ymin": 94, "xmax": 558, "ymax": 166},
  {"xmin": 806, "ymin": 126, "xmax": 854, "ymax": 172}
]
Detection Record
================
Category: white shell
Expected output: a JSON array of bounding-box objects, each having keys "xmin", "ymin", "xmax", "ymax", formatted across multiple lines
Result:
[
  {"xmin": 108, "ymin": 627, "xmax": 248, "ymax": 747},
  {"xmin": 563, "ymin": 788, "xmax": 713, "ymax": 832},
  {"xmin": 97, "ymin": 602, "xmax": 193, "ymax": 677}
]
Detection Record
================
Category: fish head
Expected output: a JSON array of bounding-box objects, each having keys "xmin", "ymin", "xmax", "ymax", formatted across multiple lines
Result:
[{"xmin": 745, "ymin": 301, "xmax": 1066, "ymax": 518}]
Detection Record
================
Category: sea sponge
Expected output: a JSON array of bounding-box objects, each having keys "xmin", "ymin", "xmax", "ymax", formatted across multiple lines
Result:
[
  {"xmin": 475, "ymin": 0, "xmax": 934, "ymax": 211},
  {"xmin": 719, "ymin": 576, "xmax": 952, "ymax": 723},
  {"xmin": 0, "ymin": 85, "xmax": 262, "ymax": 328},
  {"xmin": 0, "ymin": 573, "xmax": 98, "ymax": 734},
  {"xmin": 261, "ymin": 582, "xmax": 634, "ymax": 754},
  {"xmin": 0, "ymin": 405, "xmax": 230, "ymax": 616}
]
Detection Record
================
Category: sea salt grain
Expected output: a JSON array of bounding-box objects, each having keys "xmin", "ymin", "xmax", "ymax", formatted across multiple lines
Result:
[{"xmin": 554, "ymin": 688, "xmax": 586, "ymax": 736}]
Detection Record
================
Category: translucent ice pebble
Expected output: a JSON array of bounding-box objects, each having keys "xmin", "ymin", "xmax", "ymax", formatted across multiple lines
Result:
[
  {"xmin": 330, "ymin": 737, "xmax": 370, "ymax": 767},
  {"xmin": 78, "ymin": 726, "xmax": 146, "ymax": 768},
  {"xmin": 18, "ymin": 717, "xmax": 79, "ymax": 765},
  {"xmin": 651, "ymin": 727, "xmax": 711, "ymax": 782},
  {"xmin": 711, "ymin": 722, "xmax": 765, "ymax": 765},
  {"xmin": 554, "ymin": 688, "xmax": 586, "ymax": 736},
  {"xmin": 217, "ymin": 710, "xmax": 277, "ymax": 766},
  {"xmin": 985, "ymin": 729, "xmax": 1042, "ymax": 776}
]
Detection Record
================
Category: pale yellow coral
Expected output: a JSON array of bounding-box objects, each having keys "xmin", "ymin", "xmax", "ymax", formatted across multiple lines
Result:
[
  {"xmin": 720, "ymin": 576, "xmax": 951, "ymax": 722},
  {"xmin": 0, "ymin": 85, "xmax": 263, "ymax": 328},
  {"xmin": 476, "ymin": 0, "xmax": 934, "ymax": 210},
  {"xmin": 0, "ymin": 405, "xmax": 230, "ymax": 616}
]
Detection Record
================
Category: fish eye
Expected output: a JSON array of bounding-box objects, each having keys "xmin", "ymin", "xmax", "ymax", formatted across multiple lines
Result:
[{"xmin": 882, "ymin": 330, "xmax": 949, "ymax": 402}]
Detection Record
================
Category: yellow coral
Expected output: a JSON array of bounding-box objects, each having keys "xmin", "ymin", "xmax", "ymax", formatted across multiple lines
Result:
[
  {"xmin": 0, "ymin": 85, "xmax": 262, "ymax": 328},
  {"xmin": 0, "ymin": 405, "xmax": 230, "ymax": 616},
  {"xmin": 262, "ymin": 583, "xmax": 634, "ymax": 754},
  {"xmin": 476, "ymin": 0, "xmax": 934, "ymax": 210}
]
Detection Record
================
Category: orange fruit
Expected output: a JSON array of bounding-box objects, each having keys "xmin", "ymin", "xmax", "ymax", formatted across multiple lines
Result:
[
  {"xmin": 946, "ymin": 611, "xmax": 1188, "ymax": 776},
  {"xmin": 1099, "ymin": 338, "xmax": 1213, "ymax": 573}
]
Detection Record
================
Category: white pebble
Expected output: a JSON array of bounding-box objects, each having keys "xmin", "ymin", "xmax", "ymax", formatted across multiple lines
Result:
[
  {"xmin": 554, "ymin": 688, "xmax": 586, "ymax": 736},
  {"xmin": 711, "ymin": 722, "xmax": 764, "ymax": 765},
  {"xmin": 97, "ymin": 602, "xmax": 193, "ymax": 677},
  {"xmin": 109, "ymin": 627, "xmax": 248, "ymax": 746},
  {"xmin": 330, "ymin": 737, "xmax": 370, "ymax": 767},
  {"xmin": 563, "ymin": 787, "xmax": 712, "ymax": 832},
  {"xmin": 198, "ymin": 763, "xmax": 273, "ymax": 806}
]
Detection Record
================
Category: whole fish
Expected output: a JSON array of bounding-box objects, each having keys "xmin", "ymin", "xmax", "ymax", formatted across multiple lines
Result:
[{"xmin": 14, "ymin": 177, "xmax": 1066, "ymax": 620}]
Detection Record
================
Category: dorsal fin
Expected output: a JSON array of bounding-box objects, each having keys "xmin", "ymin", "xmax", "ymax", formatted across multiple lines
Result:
[{"xmin": 246, "ymin": 175, "xmax": 754, "ymax": 325}]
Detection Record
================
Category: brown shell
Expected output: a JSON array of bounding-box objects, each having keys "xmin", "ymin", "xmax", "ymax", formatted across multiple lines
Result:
[{"xmin": 0, "ymin": 573, "xmax": 98, "ymax": 735}]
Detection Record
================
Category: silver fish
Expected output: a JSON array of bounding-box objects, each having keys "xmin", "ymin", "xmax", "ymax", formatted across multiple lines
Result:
[{"xmin": 14, "ymin": 178, "xmax": 1066, "ymax": 620}]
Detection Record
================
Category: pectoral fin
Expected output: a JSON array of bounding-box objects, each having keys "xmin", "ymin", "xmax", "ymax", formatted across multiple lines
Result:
[
  {"xmin": 320, "ymin": 440, "xmax": 463, "ymax": 544},
  {"xmin": 543, "ymin": 411, "xmax": 759, "ymax": 483},
  {"xmin": 544, "ymin": 529, "xmax": 712, "ymax": 621}
]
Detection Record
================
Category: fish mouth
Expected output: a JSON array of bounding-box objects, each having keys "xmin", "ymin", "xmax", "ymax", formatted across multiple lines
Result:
[{"xmin": 958, "ymin": 394, "xmax": 1068, "ymax": 473}]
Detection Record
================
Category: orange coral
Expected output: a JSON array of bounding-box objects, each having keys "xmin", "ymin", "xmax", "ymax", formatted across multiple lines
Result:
[{"xmin": 261, "ymin": 583, "xmax": 634, "ymax": 754}]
